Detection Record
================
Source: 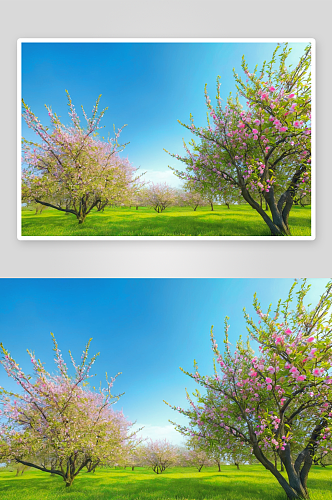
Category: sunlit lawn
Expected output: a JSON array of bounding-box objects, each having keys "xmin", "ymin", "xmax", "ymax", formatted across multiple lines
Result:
[
  {"xmin": 0, "ymin": 465, "xmax": 329, "ymax": 500},
  {"xmin": 21, "ymin": 205, "xmax": 311, "ymax": 237}
]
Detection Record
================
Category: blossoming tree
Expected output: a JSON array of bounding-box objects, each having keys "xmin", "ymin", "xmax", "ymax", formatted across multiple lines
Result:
[
  {"xmin": 143, "ymin": 182, "xmax": 176, "ymax": 213},
  {"xmin": 21, "ymin": 91, "xmax": 142, "ymax": 223},
  {"xmin": 182, "ymin": 189, "xmax": 206, "ymax": 211},
  {"xmin": 141, "ymin": 439, "xmax": 178, "ymax": 474},
  {"xmin": 166, "ymin": 43, "xmax": 312, "ymax": 236},
  {"xmin": 0, "ymin": 334, "xmax": 136, "ymax": 487},
  {"xmin": 166, "ymin": 280, "xmax": 332, "ymax": 499},
  {"xmin": 183, "ymin": 437, "xmax": 213, "ymax": 471}
]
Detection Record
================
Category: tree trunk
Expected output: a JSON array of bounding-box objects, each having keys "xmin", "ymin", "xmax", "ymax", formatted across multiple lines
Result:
[
  {"xmin": 241, "ymin": 187, "xmax": 291, "ymax": 236},
  {"xmin": 217, "ymin": 462, "xmax": 221, "ymax": 472},
  {"xmin": 235, "ymin": 462, "xmax": 240, "ymax": 470},
  {"xmin": 77, "ymin": 197, "xmax": 87, "ymax": 224},
  {"xmin": 132, "ymin": 466, "xmax": 135, "ymax": 471},
  {"xmin": 65, "ymin": 477, "xmax": 74, "ymax": 487},
  {"xmin": 65, "ymin": 200, "xmax": 71, "ymax": 214},
  {"xmin": 136, "ymin": 206, "xmax": 138, "ymax": 210},
  {"xmin": 252, "ymin": 444, "xmax": 310, "ymax": 499},
  {"xmin": 225, "ymin": 203, "xmax": 230, "ymax": 209},
  {"xmin": 210, "ymin": 202, "xmax": 214, "ymax": 211}
]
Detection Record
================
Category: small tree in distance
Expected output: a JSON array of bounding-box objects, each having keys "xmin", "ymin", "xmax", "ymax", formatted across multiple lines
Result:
[
  {"xmin": 184, "ymin": 438, "xmax": 213, "ymax": 471},
  {"xmin": 142, "ymin": 439, "xmax": 178, "ymax": 474},
  {"xmin": 0, "ymin": 334, "xmax": 137, "ymax": 487},
  {"xmin": 143, "ymin": 183, "xmax": 176, "ymax": 213},
  {"xmin": 166, "ymin": 280, "xmax": 332, "ymax": 499},
  {"xmin": 183, "ymin": 189, "xmax": 206, "ymax": 211}
]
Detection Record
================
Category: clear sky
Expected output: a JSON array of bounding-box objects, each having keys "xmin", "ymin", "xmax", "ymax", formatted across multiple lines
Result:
[
  {"xmin": 0, "ymin": 278, "xmax": 328, "ymax": 445},
  {"xmin": 21, "ymin": 40, "xmax": 309, "ymax": 187}
]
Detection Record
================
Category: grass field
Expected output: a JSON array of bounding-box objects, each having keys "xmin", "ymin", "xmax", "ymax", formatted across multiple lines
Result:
[
  {"xmin": 0, "ymin": 465, "xmax": 329, "ymax": 500},
  {"xmin": 21, "ymin": 205, "xmax": 311, "ymax": 237}
]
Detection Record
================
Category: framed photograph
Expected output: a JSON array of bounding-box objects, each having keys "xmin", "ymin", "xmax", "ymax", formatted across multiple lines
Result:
[{"xmin": 18, "ymin": 38, "xmax": 315, "ymax": 240}]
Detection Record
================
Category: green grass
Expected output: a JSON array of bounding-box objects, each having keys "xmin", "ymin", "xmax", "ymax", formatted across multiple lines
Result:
[
  {"xmin": 0, "ymin": 465, "xmax": 329, "ymax": 500},
  {"xmin": 21, "ymin": 205, "xmax": 311, "ymax": 237}
]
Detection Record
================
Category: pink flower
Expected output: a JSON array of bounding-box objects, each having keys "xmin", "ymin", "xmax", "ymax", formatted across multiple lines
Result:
[
  {"xmin": 288, "ymin": 93, "xmax": 295, "ymax": 99},
  {"xmin": 267, "ymin": 366, "xmax": 275, "ymax": 374},
  {"xmin": 267, "ymin": 384, "xmax": 272, "ymax": 391},
  {"xmin": 252, "ymin": 129, "xmax": 258, "ymax": 134},
  {"xmin": 313, "ymin": 368, "xmax": 320, "ymax": 377},
  {"xmin": 269, "ymin": 87, "xmax": 275, "ymax": 92},
  {"xmin": 253, "ymin": 135, "xmax": 258, "ymax": 140},
  {"xmin": 306, "ymin": 337, "xmax": 314, "ymax": 343},
  {"xmin": 285, "ymin": 329, "xmax": 292, "ymax": 335},
  {"xmin": 266, "ymin": 377, "xmax": 272, "ymax": 384},
  {"xmin": 297, "ymin": 375, "xmax": 306, "ymax": 382}
]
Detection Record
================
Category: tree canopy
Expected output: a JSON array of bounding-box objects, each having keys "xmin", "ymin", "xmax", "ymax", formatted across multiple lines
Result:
[{"xmin": 166, "ymin": 43, "xmax": 312, "ymax": 235}]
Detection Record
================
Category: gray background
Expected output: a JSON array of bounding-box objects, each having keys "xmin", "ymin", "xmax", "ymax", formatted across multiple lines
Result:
[{"xmin": 1, "ymin": 0, "xmax": 330, "ymax": 277}]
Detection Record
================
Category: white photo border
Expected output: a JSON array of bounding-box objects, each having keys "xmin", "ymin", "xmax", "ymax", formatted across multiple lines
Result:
[{"xmin": 17, "ymin": 37, "xmax": 316, "ymax": 241}]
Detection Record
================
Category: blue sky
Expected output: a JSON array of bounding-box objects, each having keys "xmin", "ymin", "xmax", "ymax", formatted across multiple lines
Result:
[
  {"xmin": 0, "ymin": 278, "xmax": 328, "ymax": 444},
  {"xmin": 21, "ymin": 41, "xmax": 309, "ymax": 188}
]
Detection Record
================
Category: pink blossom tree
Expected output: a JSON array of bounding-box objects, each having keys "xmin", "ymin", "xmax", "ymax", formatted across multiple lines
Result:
[
  {"xmin": 182, "ymin": 189, "xmax": 206, "ymax": 211},
  {"xmin": 0, "ymin": 334, "xmax": 136, "ymax": 487},
  {"xmin": 184, "ymin": 438, "xmax": 213, "ymax": 471},
  {"xmin": 141, "ymin": 439, "xmax": 178, "ymax": 474},
  {"xmin": 125, "ymin": 444, "xmax": 146, "ymax": 470},
  {"xmin": 21, "ymin": 91, "xmax": 142, "ymax": 223},
  {"xmin": 166, "ymin": 43, "xmax": 312, "ymax": 236},
  {"xmin": 166, "ymin": 280, "xmax": 332, "ymax": 499},
  {"xmin": 143, "ymin": 182, "xmax": 176, "ymax": 213}
]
